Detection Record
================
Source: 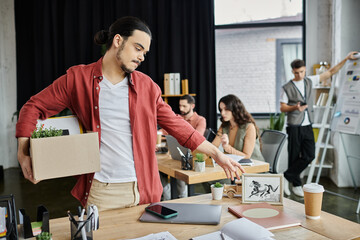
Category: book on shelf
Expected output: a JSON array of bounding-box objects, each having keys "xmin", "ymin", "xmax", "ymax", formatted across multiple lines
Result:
[
  {"xmin": 191, "ymin": 218, "xmax": 274, "ymax": 240},
  {"xmin": 320, "ymin": 92, "xmax": 329, "ymax": 106},
  {"xmin": 316, "ymin": 92, "xmax": 329, "ymax": 106},
  {"xmin": 228, "ymin": 202, "xmax": 301, "ymax": 230},
  {"xmin": 164, "ymin": 73, "xmax": 171, "ymax": 95},
  {"xmin": 316, "ymin": 93, "xmax": 323, "ymax": 106},
  {"xmin": 182, "ymin": 79, "xmax": 189, "ymax": 94},
  {"xmin": 169, "ymin": 73, "xmax": 175, "ymax": 95},
  {"xmin": 174, "ymin": 73, "xmax": 181, "ymax": 95}
]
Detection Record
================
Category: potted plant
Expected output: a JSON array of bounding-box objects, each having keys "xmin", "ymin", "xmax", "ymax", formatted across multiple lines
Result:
[
  {"xmin": 36, "ymin": 232, "xmax": 52, "ymax": 240},
  {"xmin": 211, "ymin": 182, "xmax": 224, "ymax": 200},
  {"xmin": 194, "ymin": 153, "xmax": 206, "ymax": 172},
  {"xmin": 269, "ymin": 112, "xmax": 285, "ymax": 131}
]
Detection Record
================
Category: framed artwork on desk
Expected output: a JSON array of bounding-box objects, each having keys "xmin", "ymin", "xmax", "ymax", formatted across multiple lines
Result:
[{"xmin": 242, "ymin": 173, "xmax": 284, "ymax": 205}]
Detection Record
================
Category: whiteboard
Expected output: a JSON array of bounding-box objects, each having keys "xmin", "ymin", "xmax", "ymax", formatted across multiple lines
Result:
[{"xmin": 331, "ymin": 59, "xmax": 360, "ymax": 135}]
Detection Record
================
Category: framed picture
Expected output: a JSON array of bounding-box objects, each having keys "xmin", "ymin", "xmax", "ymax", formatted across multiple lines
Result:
[{"xmin": 242, "ymin": 173, "xmax": 284, "ymax": 205}]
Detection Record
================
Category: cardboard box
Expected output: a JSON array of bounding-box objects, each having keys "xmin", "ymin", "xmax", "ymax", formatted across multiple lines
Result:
[{"xmin": 30, "ymin": 132, "xmax": 100, "ymax": 181}]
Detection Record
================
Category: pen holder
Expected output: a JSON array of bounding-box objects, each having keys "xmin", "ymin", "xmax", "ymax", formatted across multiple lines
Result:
[
  {"xmin": 181, "ymin": 155, "xmax": 192, "ymax": 170},
  {"xmin": 70, "ymin": 216, "xmax": 93, "ymax": 240}
]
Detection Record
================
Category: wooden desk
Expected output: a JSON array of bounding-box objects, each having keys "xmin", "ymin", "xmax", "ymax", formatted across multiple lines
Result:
[
  {"xmin": 43, "ymin": 194, "xmax": 360, "ymax": 240},
  {"xmin": 156, "ymin": 153, "xmax": 269, "ymax": 184},
  {"xmin": 157, "ymin": 153, "xmax": 269, "ymax": 197}
]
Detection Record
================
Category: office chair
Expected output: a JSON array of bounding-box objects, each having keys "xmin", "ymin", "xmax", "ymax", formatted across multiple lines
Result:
[
  {"xmin": 204, "ymin": 128, "xmax": 216, "ymax": 142},
  {"xmin": 260, "ymin": 130, "xmax": 287, "ymax": 173}
]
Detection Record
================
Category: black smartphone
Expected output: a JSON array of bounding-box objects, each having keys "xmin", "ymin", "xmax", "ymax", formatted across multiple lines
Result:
[
  {"xmin": 238, "ymin": 158, "xmax": 253, "ymax": 166},
  {"xmin": 145, "ymin": 204, "xmax": 178, "ymax": 219},
  {"xmin": 300, "ymin": 102, "xmax": 307, "ymax": 106}
]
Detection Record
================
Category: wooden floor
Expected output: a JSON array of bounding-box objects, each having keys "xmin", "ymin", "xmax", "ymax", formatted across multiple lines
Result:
[{"xmin": 1, "ymin": 168, "xmax": 359, "ymax": 224}]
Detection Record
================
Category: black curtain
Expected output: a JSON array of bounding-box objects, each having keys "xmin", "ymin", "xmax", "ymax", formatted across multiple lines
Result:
[{"xmin": 15, "ymin": 0, "xmax": 217, "ymax": 129}]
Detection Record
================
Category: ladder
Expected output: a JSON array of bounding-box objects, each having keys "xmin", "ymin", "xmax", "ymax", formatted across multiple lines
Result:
[{"xmin": 306, "ymin": 79, "xmax": 335, "ymax": 184}]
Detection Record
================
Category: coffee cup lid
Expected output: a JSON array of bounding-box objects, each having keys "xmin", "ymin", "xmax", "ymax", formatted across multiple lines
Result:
[{"xmin": 303, "ymin": 183, "xmax": 324, "ymax": 193}]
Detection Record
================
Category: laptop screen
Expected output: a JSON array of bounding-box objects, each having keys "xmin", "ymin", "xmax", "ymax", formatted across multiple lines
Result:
[{"xmin": 165, "ymin": 135, "xmax": 189, "ymax": 161}]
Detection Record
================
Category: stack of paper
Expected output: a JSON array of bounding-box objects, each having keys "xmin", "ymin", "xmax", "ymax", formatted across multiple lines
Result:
[
  {"xmin": 126, "ymin": 231, "xmax": 177, "ymax": 240},
  {"xmin": 191, "ymin": 218, "xmax": 274, "ymax": 240}
]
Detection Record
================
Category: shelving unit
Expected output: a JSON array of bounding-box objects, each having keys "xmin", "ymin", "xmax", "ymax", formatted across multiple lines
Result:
[
  {"xmin": 161, "ymin": 93, "xmax": 196, "ymax": 103},
  {"xmin": 306, "ymin": 83, "xmax": 335, "ymax": 183}
]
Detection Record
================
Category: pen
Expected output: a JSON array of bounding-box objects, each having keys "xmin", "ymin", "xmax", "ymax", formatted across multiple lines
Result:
[
  {"xmin": 220, "ymin": 232, "xmax": 226, "ymax": 240},
  {"xmin": 79, "ymin": 209, "xmax": 87, "ymax": 240},
  {"xmin": 67, "ymin": 210, "xmax": 78, "ymax": 228},
  {"xmin": 210, "ymin": 129, "xmax": 221, "ymax": 137},
  {"xmin": 78, "ymin": 206, "xmax": 82, "ymax": 217},
  {"xmin": 176, "ymin": 147, "xmax": 186, "ymax": 158}
]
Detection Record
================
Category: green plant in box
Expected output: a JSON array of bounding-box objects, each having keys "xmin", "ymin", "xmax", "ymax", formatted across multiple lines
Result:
[
  {"xmin": 31, "ymin": 124, "xmax": 63, "ymax": 139},
  {"xmin": 214, "ymin": 182, "xmax": 223, "ymax": 188},
  {"xmin": 195, "ymin": 153, "xmax": 205, "ymax": 162}
]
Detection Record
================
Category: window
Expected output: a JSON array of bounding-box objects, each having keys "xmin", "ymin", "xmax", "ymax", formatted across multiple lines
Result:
[{"xmin": 215, "ymin": 0, "xmax": 304, "ymax": 113}]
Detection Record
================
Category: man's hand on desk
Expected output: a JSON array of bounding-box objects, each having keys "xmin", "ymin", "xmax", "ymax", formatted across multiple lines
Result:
[
  {"xmin": 214, "ymin": 152, "xmax": 245, "ymax": 180},
  {"xmin": 17, "ymin": 137, "xmax": 40, "ymax": 184},
  {"xmin": 196, "ymin": 140, "xmax": 245, "ymax": 180}
]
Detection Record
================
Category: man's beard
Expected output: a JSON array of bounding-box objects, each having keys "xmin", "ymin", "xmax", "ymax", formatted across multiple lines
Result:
[
  {"xmin": 180, "ymin": 109, "xmax": 191, "ymax": 116},
  {"xmin": 116, "ymin": 41, "xmax": 137, "ymax": 74}
]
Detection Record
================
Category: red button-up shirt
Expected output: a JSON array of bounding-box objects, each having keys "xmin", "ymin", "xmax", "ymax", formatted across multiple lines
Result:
[{"xmin": 16, "ymin": 58, "xmax": 205, "ymax": 206}]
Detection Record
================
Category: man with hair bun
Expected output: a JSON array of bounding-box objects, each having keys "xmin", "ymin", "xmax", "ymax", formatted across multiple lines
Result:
[{"xmin": 16, "ymin": 16, "xmax": 245, "ymax": 211}]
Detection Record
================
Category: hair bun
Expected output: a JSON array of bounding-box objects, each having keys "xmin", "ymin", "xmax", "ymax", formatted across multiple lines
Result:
[{"xmin": 94, "ymin": 30, "xmax": 109, "ymax": 45}]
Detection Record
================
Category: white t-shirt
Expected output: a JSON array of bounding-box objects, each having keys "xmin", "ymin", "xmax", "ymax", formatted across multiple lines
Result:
[
  {"xmin": 280, "ymin": 75, "xmax": 320, "ymax": 126},
  {"xmin": 94, "ymin": 76, "xmax": 137, "ymax": 183}
]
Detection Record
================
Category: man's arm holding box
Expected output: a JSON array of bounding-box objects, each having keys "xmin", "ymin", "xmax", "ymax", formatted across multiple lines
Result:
[
  {"xmin": 17, "ymin": 137, "xmax": 39, "ymax": 184},
  {"xmin": 16, "ymin": 74, "xmax": 71, "ymax": 183}
]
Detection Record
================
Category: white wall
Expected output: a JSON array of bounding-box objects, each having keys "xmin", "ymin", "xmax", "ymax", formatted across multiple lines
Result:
[
  {"xmin": 306, "ymin": 0, "xmax": 332, "ymax": 73},
  {"xmin": 0, "ymin": 0, "xmax": 17, "ymax": 169},
  {"xmin": 215, "ymin": 26, "xmax": 302, "ymax": 113}
]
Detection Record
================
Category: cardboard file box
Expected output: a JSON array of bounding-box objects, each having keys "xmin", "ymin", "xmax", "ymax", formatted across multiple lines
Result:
[{"xmin": 30, "ymin": 132, "xmax": 100, "ymax": 181}]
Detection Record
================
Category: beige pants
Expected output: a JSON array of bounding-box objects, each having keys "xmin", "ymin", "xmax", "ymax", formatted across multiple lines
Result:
[{"xmin": 87, "ymin": 179, "xmax": 140, "ymax": 212}]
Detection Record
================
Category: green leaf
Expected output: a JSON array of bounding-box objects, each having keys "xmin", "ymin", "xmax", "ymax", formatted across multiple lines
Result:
[{"xmin": 195, "ymin": 153, "xmax": 204, "ymax": 161}]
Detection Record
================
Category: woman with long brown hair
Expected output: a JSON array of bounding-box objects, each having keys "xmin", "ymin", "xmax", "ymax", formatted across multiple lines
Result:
[{"xmin": 212, "ymin": 94, "xmax": 264, "ymax": 161}]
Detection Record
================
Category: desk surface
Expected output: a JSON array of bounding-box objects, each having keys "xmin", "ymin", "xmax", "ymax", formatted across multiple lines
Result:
[
  {"xmin": 156, "ymin": 153, "xmax": 269, "ymax": 184},
  {"xmin": 45, "ymin": 194, "xmax": 360, "ymax": 240}
]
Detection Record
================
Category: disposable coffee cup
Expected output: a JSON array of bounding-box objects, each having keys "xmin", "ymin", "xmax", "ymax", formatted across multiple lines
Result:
[
  {"xmin": 303, "ymin": 183, "xmax": 324, "ymax": 220},
  {"xmin": 156, "ymin": 131, "xmax": 162, "ymax": 147}
]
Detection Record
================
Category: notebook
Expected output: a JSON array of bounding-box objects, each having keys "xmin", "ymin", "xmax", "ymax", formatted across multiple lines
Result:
[
  {"xmin": 166, "ymin": 135, "xmax": 190, "ymax": 161},
  {"xmin": 228, "ymin": 203, "xmax": 301, "ymax": 230},
  {"xmin": 191, "ymin": 218, "xmax": 274, "ymax": 240},
  {"xmin": 139, "ymin": 203, "xmax": 222, "ymax": 225}
]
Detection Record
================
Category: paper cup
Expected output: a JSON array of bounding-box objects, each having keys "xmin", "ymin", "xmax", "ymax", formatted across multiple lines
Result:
[
  {"xmin": 156, "ymin": 131, "xmax": 162, "ymax": 147},
  {"xmin": 303, "ymin": 183, "xmax": 324, "ymax": 219}
]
